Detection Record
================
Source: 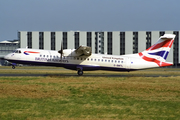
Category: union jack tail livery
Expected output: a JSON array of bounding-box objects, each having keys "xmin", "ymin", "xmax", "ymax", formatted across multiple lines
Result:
[{"xmin": 139, "ymin": 34, "xmax": 175, "ymax": 67}]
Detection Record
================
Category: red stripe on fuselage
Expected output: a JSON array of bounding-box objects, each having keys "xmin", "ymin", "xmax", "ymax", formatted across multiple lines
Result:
[{"xmin": 24, "ymin": 51, "xmax": 40, "ymax": 54}]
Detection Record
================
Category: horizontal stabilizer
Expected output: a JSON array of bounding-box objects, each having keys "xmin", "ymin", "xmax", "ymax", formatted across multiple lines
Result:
[{"xmin": 160, "ymin": 34, "xmax": 175, "ymax": 40}]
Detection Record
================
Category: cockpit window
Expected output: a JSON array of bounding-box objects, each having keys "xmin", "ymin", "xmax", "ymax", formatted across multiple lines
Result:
[{"xmin": 14, "ymin": 50, "xmax": 21, "ymax": 54}]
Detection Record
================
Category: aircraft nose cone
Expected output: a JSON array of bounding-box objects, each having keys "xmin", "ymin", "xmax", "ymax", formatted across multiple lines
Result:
[
  {"xmin": 4, "ymin": 54, "xmax": 11, "ymax": 60},
  {"xmin": 4, "ymin": 55, "xmax": 8, "ymax": 60}
]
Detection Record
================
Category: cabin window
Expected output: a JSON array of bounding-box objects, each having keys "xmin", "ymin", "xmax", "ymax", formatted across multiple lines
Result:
[
  {"xmin": 40, "ymin": 55, "xmax": 42, "ymax": 57},
  {"xmin": 105, "ymin": 60, "xmax": 107, "ymax": 62},
  {"xmin": 121, "ymin": 61, "xmax": 123, "ymax": 63},
  {"xmin": 47, "ymin": 55, "xmax": 49, "ymax": 57},
  {"xmin": 50, "ymin": 55, "xmax": 52, "ymax": 58},
  {"xmin": 115, "ymin": 61, "xmax": 117, "ymax": 63},
  {"xmin": 98, "ymin": 59, "xmax": 100, "ymax": 62},
  {"xmin": 108, "ymin": 60, "xmax": 110, "ymax": 62},
  {"xmin": 19, "ymin": 51, "xmax": 21, "ymax": 53},
  {"xmin": 77, "ymin": 57, "xmax": 79, "ymax": 60},
  {"xmin": 84, "ymin": 58, "xmax": 86, "ymax": 60},
  {"xmin": 87, "ymin": 58, "xmax": 89, "ymax": 61},
  {"xmin": 43, "ymin": 55, "xmax": 45, "ymax": 57},
  {"xmin": 118, "ymin": 61, "xmax": 120, "ymax": 63},
  {"xmin": 111, "ymin": 60, "xmax": 113, "ymax": 63},
  {"xmin": 94, "ymin": 59, "xmax": 96, "ymax": 61},
  {"xmin": 101, "ymin": 59, "xmax": 103, "ymax": 62},
  {"xmin": 81, "ymin": 58, "xmax": 83, "ymax": 60},
  {"xmin": 91, "ymin": 59, "xmax": 93, "ymax": 61}
]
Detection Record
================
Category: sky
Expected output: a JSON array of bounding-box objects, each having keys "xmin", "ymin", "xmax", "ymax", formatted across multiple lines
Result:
[{"xmin": 0, "ymin": 0, "xmax": 180, "ymax": 41}]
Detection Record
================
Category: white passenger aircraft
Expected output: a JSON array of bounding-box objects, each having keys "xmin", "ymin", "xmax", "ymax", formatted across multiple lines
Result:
[{"xmin": 4, "ymin": 34, "xmax": 175, "ymax": 76}]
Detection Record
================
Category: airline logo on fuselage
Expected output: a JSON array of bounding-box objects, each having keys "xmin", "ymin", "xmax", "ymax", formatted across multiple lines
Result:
[
  {"xmin": 24, "ymin": 51, "xmax": 40, "ymax": 55},
  {"xmin": 35, "ymin": 57, "xmax": 68, "ymax": 63}
]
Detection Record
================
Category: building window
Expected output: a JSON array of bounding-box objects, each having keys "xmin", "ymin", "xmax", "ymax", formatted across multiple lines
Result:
[
  {"xmin": 133, "ymin": 32, "xmax": 138, "ymax": 53},
  {"xmin": 39, "ymin": 32, "xmax": 44, "ymax": 49},
  {"xmin": 95, "ymin": 32, "xmax": 98, "ymax": 53},
  {"xmin": 63, "ymin": 32, "xmax": 67, "ymax": 49},
  {"xmin": 146, "ymin": 32, "xmax": 151, "ymax": 49},
  {"xmin": 51, "ymin": 32, "xmax": 56, "ymax": 50},
  {"xmin": 27, "ymin": 32, "xmax": 32, "ymax": 48},
  {"xmin": 159, "ymin": 31, "xmax": 165, "ymax": 37},
  {"xmin": 173, "ymin": 31, "xmax": 179, "ymax": 67},
  {"xmin": 74, "ymin": 32, "xmax": 79, "ymax": 49},
  {"xmin": 120, "ymin": 32, "xmax": 125, "ymax": 55},
  {"xmin": 99, "ymin": 32, "xmax": 104, "ymax": 54},
  {"xmin": 87, "ymin": 32, "xmax": 91, "ymax": 47},
  {"xmin": 107, "ymin": 32, "xmax": 112, "ymax": 55},
  {"xmin": 95, "ymin": 32, "xmax": 104, "ymax": 54}
]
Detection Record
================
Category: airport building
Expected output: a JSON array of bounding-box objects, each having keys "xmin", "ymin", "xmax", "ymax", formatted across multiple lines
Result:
[
  {"xmin": 0, "ymin": 31, "xmax": 179, "ymax": 67},
  {"xmin": 18, "ymin": 31, "xmax": 180, "ymax": 67},
  {"xmin": 0, "ymin": 40, "xmax": 19, "ymax": 65}
]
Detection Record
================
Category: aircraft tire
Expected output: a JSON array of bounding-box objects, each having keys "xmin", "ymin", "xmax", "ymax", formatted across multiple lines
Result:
[
  {"xmin": 77, "ymin": 70, "xmax": 83, "ymax": 76},
  {"xmin": 12, "ymin": 65, "xmax": 15, "ymax": 69}
]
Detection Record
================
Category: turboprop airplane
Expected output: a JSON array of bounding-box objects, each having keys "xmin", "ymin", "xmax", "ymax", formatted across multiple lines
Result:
[{"xmin": 4, "ymin": 34, "xmax": 175, "ymax": 76}]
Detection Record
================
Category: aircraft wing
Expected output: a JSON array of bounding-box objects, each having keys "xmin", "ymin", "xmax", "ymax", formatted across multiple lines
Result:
[{"xmin": 75, "ymin": 45, "xmax": 92, "ymax": 56}]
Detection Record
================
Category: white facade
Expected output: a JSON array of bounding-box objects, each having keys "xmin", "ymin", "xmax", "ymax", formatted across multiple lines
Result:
[
  {"xmin": 32, "ymin": 31, "xmax": 39, "ymax": 49},
  {"xmin": 125, "ymin": 31, "xmax": 133, "ymax": 54},
  {"xmin": 20, "ymin": 31, "xmax": 27, "ymax": 48},
  {"xmin": 138, "ymin": 31, "xmax": 146, "ymax": 53},
  {"xmin": 55, "ymin": 31, "xmax": 62, "ymax": 50},
  {"xmin": 112, "ymin": 31, "xmax": 120, "ymax": 55},
  {"xmin": 19, "ymin": 31, "xmax": 180, "ymax": 66}
]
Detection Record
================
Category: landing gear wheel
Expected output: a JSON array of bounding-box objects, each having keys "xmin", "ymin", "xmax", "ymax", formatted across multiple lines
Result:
[
  {"xmin": 77, "ymin": 70, "xmax": 83, "ymax": 76},
  {"xmin": 12, "ymin": 65, "xmax": 15, "ymax": 69}
]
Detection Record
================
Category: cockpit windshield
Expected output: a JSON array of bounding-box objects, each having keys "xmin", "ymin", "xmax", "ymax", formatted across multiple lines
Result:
[{"xmin": 14, "ymin": 50, "xmax": 21, "ymax": 53}]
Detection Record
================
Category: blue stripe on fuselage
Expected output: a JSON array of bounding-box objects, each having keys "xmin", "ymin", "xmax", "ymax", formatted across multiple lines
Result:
[{"xmin": 6, "ymin": 59, "xmax": 136, "ymax": 72}]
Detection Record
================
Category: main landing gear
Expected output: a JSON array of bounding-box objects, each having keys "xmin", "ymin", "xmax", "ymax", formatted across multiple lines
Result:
[
  {"xmin": 12, "ymin": 65, "xmax": 15, "ymax": 69},
  {"xmin": 77, "ymin": 69, "xmax": 83, "ymax": 76}
]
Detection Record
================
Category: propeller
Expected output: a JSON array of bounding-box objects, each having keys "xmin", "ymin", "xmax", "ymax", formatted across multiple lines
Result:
[{"xmin": 58, "ymin": 40, "xmax": 63, "ymax": 60}]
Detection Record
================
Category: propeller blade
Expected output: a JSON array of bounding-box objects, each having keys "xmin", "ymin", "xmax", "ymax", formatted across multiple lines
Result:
[
  {"xmin": 58, "ymin": 40, "xmax": 63, "ymax": 60},
  {"xmin": 60, "ymin": 41, "xmax": 63, "ymax": 59}
]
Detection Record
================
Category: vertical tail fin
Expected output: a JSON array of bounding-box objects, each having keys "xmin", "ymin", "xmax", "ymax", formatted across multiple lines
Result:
[{"xmin": 139, "ymin": 34, "xmax": 175, "ymax": 67}]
